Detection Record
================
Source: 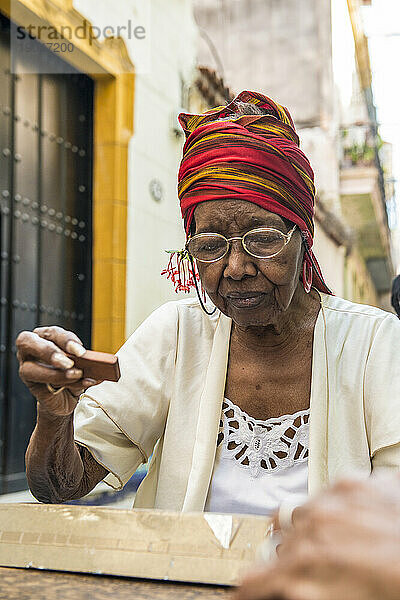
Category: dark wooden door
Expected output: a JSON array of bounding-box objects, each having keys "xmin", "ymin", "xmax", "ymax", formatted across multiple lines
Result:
[{"xmin": 0, "ymin": 13, "xmax": 93, "ymax": 493}]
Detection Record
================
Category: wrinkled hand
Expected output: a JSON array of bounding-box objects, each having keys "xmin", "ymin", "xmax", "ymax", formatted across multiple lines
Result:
[
  {"xmin": 16, "ymin": 325, "xmax": 100, "ymax": 416},
  {"xmin": 234, "ymin": 477, "xmax": 400, "ymax": 600}
]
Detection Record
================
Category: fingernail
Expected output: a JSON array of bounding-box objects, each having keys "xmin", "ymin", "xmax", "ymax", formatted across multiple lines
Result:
[
  {"xmin": 66, "ymin": 368, "xmax": 83, "ymax": 379},
  {"xmin": 53, "ymin": 353, "xmax": 74, "ymax": 369},
  {"xmin": 66, "ymin": 340, "xmax": 86, "ymax": 357}
]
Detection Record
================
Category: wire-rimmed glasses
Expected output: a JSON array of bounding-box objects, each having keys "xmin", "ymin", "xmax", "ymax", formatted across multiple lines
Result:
[{"xmin": 186, "ymin": 225, "xmax": 297, "ymax": 263}]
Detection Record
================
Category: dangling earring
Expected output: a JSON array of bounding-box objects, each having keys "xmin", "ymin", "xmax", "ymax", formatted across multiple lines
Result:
[
  {"xmin": 302, "ymin": 259, "xmax": 313, "ymax": 294},
  {"xmin": 188, "ymin": 255, "xmax": 216, "ymax": 316}
]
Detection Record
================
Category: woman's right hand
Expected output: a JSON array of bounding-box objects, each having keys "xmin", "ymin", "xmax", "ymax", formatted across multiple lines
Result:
[{"xmin": 16, "ymin": 325, "xmax": 100, "ymax": 416}]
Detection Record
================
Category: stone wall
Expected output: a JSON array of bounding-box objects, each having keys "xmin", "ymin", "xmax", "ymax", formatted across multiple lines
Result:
[
  {"xmin": 195, "ymin": 0, "xmax": 333, "ymax": 125},
  {"xmin": 195, "ymin": 0, "xmax": 342, "ymax": 207}
]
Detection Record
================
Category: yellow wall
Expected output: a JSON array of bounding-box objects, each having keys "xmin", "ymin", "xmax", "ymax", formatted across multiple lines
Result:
[{"xmin": 92, "ymin": 74, "xmax": 134, "ymax": 351}]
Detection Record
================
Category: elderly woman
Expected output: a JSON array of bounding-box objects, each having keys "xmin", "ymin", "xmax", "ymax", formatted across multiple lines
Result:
[{"xmin": 19, "ymin": 91, "xmax": 400, "ymax": 515}]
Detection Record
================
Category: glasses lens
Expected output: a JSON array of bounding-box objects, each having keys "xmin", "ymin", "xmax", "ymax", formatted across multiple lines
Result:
[
  {"xmin": 244, "ymin": 229, "xmax": 286, "ymax": 258},
  {"xmin": 187, "ymin": 235, "xmax": 227, "ymax": 261}
]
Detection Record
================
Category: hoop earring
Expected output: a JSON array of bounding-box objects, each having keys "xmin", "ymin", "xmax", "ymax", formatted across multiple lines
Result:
[
  {"xmin": 302, "ymin": 259, "xmax": 313, "ymax": 294},
  {"xmin": 189, "ymin": 255, "xmax": 217, "ymax": 316}
]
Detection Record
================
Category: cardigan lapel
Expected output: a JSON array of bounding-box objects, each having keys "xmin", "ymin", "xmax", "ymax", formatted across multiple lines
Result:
[
  {"xmin": 182, "ymin": 312, "xmax": 232, "ymax": 511},
  {"xmin": 308, "ymin": 297, "xmax": 329, "ymax": 494}
]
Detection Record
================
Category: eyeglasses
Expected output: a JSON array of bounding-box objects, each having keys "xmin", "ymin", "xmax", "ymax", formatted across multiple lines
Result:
[{"xmin": 186, "ymin": 225, "xmax": 297, "ymax": 263}]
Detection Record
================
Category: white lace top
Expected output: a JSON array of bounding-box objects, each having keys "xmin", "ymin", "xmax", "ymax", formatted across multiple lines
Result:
[{"xmin": 205, "ymin": 398, "xmax": 310, "ymax": 516}]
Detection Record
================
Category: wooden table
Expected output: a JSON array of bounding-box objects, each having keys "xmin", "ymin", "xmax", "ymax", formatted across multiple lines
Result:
[{"xmin": 0, "ymin": 567, "xmax": 231, "ymax": 599}]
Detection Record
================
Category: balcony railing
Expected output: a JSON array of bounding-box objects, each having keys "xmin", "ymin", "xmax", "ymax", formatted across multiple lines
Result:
[{"xmin": 340, "ymin": 124, "xmax": 378, "ymax": 169}]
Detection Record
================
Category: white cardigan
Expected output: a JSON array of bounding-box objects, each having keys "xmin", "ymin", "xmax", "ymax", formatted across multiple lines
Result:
[{"xmin": 74, "ymin": 294, "xmax": 400, "ymax": 511}]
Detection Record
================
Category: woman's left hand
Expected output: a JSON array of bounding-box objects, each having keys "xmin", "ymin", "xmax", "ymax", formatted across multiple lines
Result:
[{"xmin": 233, "ymin": 476, "xmax": 400, "ymax": 600}]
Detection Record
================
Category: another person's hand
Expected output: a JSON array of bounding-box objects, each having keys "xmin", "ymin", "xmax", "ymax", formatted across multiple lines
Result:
[
  {"xmin": 16, "ymin": 326, "xmax": 100, "ymax": 416},
  {"xmin": 234, "ymin": 477, "xmax": 400, "ymax": 600}
]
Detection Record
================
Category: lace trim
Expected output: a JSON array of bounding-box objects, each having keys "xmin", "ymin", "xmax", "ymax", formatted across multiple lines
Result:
[{"xmin": 217, "ymin": 398, "xmax": 310, "ymax": 477}]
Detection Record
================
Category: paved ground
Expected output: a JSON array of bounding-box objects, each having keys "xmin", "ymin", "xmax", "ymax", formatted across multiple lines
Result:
[
  {"xmin": 0, "ymin": 483, "xmax": 136, "ymax": 508},
  {"xmin": 0, "ymin": 467, "xmax": 146, "ymax": 509}
]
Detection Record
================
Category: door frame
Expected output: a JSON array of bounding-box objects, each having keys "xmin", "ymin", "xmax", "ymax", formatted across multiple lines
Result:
[{"xmin": 0, "ymin": 0, "xmax": 135, "ymax": 352}]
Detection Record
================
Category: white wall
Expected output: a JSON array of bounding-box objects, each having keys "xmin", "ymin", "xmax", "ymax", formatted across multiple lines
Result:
[
  {"xmin": 299, "ymin": 127, "xmax": 341, "ymax": 214},
  {"xmin": 313, "ymin": 223, "xmax": 345, "ymax": 296},
  {"xmin": 126, "ymin": 2, "xmax": 198, "ymax": 335},
  {"xmin": 74, "ymin": 0, "xmax": 198, "ymax": 335}
]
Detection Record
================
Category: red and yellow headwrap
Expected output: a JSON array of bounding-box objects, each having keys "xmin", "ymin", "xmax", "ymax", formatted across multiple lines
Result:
[{"xmin": 162, "ymin": 90, "xmax": 331, "ymax": 295}]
